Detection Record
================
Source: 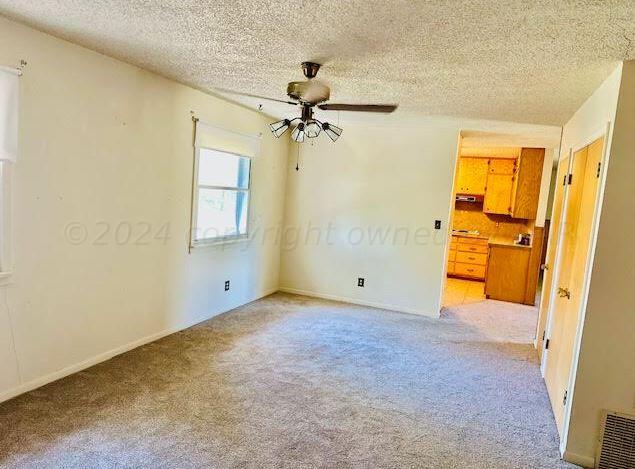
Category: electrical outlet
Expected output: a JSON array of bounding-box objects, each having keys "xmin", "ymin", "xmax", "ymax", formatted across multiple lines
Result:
[
  {"xmin": 224, "ymin": 280, "xmax": 230, "ymax": 291},
  {"xmin": 358, "ymin": 277, "xmax": 365, "ymax": 287},
  {"xmin": 434, "ymin": 220, "xmax": 442, "ymax": 230}
]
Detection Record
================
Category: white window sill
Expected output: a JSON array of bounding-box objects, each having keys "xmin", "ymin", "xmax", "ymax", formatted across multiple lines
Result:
[{"xmin": 190, "ymin": 235, "xmax": 249, "ymax": 249}]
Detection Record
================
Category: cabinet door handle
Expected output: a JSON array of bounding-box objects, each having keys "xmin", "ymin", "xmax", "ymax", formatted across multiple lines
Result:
[
  {"xmin": 557, "ymin": 287, "xmax": 571, "ymax": 299},
  {"xmin": 468, "ymin": 257, "xmax": 475, "ymax": 260}
]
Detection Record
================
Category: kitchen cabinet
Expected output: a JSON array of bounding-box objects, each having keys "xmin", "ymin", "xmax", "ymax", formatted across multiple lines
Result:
[
  {"xmin": 481, "ymin": 150, "xmax": 544, "ymax": 219},
  {"xmin": 456, "ymin": 157, "xmax": 488, "ymax": 195},
  {"xmin": 483, "ymin": 157, "xmax": 515, "ymax": 215},
  {"xmin": 485, "ymin": 242, "xmax": 530, "ymax": 303},
  {"xmin": 448, "ymin": 235, "xmax": 488, "ymax": 280},
  {"xmin": 510, "ymin": 148, "xmax": 545, "ymax": 219}
]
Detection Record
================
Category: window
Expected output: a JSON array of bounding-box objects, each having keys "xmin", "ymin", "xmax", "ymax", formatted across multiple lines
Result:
[{"xmin": 191, "ymin": 147, "xmax": 251, "ymax": 245}]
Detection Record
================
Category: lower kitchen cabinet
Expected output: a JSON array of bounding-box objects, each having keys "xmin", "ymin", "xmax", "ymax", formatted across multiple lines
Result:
[
  {"xmin": 448, "ymin": 236, "xmax": 488, "ymax": 280},
  {"xmin": 485, "ymin": 244, "xmax": 531, "ymax": 303}
]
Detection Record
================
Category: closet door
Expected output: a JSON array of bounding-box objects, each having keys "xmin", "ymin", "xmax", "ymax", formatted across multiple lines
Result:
[
  {"xmin": 544, "ymin": 137, "xmax": 604, "ymax": 433},
  {"xmin": 536, "ymin": 156, "xmax": 570, "ymax": 357}
]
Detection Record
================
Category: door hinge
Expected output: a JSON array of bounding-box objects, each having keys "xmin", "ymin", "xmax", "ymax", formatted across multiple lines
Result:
[
  {"xmin": 596, "ymin": 162, "xmax": 601, "ymax": 178},
  {"xmin": 563, "ymin": 390, "xmax": 568, "ymax": 406},
  {"xmin": 563, "ymin": 174, "xmax": 567, "ymax": 186},
  {"xmin": 567, "ymin": 173, "xmax": 573, "ymax": 185},
  {"xmin": 542, "ymin": 330, "xmax": 546, "ymax": 341},
  {"xmin": 545, "ymin": 338, "xmax": 550, "ymax": 349}
]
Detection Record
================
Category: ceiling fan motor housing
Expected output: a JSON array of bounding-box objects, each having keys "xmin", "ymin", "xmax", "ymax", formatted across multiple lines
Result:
[{"xmin": 286, "ymin": 81, "xmax": 330, "ymax": 104}]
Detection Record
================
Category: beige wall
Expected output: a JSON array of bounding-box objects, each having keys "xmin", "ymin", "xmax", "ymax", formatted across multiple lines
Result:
[
  {"xmin": 536, "ymin": 66, "xmax": 623, "ymax": 372},
  {"xmin": 279, "ymin": 118, "xmax": 560, "ymax": 316},
  {"xmin": 565, "ymin": 61, "xmax": 635, "ymax": 464},
  {"xmin": 0, "ymin": 17, "xmax": 289, "ymax": 402}
]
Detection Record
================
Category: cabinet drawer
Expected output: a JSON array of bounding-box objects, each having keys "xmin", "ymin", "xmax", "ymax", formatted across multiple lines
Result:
[
  {"xmin": 448, "ymin": 249, "xmax": 457, "ymax": 262},
  {"xmin": 456, "ymin": 237, "xmax": 488, "ymax": 246},
  {"xmin": 457, "ymin": 243, "xmax": 488, "ymax": 254},
  {"xmin": 454, "ymin": 262, "xmax": 486, "ymax": 278},
  {"xmin": 447, "ymin": 261, "xmax": 455, "ymax": 274},
  {"xmin": 456, "ymin": 251, "xmax": 487, "ymax": 265}
]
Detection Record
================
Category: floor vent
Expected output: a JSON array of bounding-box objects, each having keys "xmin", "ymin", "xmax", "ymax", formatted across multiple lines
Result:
[{"xmin": 596, "ymin": 411, "xmax": 635, "ymax": 469}]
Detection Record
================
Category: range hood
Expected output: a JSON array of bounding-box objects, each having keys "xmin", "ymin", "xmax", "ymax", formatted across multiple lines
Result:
[{"xmin": 455, "ymin": 194, "xmax": 484, "ymax": 203}]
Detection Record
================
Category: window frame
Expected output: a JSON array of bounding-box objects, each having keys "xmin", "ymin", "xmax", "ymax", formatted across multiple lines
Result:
[{"xmin": 190, "ymin": 145, "xmax": 252, "ymax": 247}]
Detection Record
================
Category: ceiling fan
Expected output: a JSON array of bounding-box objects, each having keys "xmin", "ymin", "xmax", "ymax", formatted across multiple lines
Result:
[{"xmin": 220, "ymin": 62, "xmax": 398, "ymax": 143}]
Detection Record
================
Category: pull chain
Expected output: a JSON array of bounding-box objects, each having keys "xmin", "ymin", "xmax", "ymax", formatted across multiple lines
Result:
[{"xmin": 295, "ymin": 143, "xmax": 300, "ymax": 171}]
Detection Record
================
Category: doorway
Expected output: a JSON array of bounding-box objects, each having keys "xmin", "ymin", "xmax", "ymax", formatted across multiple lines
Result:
[
  {"xmin": 442, "ymin": 143, "xmax": 548, "ymax": 311},
  {"xmin": 540, "ymin": 136, "xmax": 606, "ymax": 435}
]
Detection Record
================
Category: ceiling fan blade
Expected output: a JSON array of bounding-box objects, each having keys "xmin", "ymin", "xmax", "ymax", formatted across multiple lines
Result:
[
  {"xmin": 214, "ymin": 88, "xmax": 298, "ymax": 105},
  {"xmin": 317, "ymin": 104, "xmax": 398, "ymax": 113}
]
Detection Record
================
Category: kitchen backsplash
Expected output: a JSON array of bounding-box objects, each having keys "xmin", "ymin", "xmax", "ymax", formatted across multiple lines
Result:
[{"xmin": 452, "ymin": 201, "xmax": 533, "ymax": 237}]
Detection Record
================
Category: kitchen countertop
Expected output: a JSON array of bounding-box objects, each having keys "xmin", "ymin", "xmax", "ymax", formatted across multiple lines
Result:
[
  {"xmin": 452, "ymin": 232, "xmax": 531, "ymax": 248},
  {"xmin": 487, "ymin": 235, "xmax": 532, "ymax": 249},
  {"xmin": 451, "ymin": 232, "xmax": 489, "ymax": 240},
  {"xmin": 452, "ymin": 232, "xmax": 531, "ymax": 249}
]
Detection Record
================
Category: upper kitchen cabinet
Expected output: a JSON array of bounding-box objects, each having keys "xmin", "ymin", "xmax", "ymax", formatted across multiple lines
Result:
[
  {"xmin": 484, "ymin": 158, "xmax": 516, "ymax": 215},
  {"xmin": 510, "ymin": 148, "xmax": 545, "ymax": 219},
  {"xmin": 456, "ymin": 157, "xmax": 488, "ymax": 195}
]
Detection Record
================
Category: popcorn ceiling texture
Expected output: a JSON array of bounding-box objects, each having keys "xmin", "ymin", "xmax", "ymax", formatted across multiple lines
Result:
[{"xmin": 0, "ymin": 1, "xmax": 633, "ymax": 125}]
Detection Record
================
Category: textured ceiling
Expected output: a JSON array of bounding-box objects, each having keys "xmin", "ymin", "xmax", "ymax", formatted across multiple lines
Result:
[{"xmin": 0, "ymin": 1, "xmax": 633, "ymax": 125}]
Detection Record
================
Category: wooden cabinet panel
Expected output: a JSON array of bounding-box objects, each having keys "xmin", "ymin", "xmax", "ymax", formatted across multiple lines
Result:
[
  {"xmin": 457, "ymin": 243, "xmax": 488, "ymax": 254},
  {"xmin": 456, "ymin": 157, "xmax": 488, "ymax": 195},
  {"xmin": 456, "ymin": 251, "xmax": 487, "ymax": 265},
  {"xmin": 455, "ymin": 236, "xmax": 488, "ymax": 246},
  {"xmin": 510, "ymin": 148, "xmax": 545, "ymax": 219},
  {"xmin": 459, "ymin": 244, "xmax": 487, "ymax": 254},
  {"xmin": 483, "ymin": 173, "xmax": 514, "ymax": 215},
  {"xmin": 454, "ymin": 262, "xmax": 486, "ymax": 279},
  {"xmin": 485, "ymin": 245, "xmax": 530, "ymax": 303},
  {"xmin": 448, "ymin": 249, "xmax": 457, "ymax": 262},
  {"xmin": 488, "ymin": 158, "xmax": 516, "ymax": 174},
  {"xmin": 447, "ymin": 261, "xmax": 455, "ymax": 274}
]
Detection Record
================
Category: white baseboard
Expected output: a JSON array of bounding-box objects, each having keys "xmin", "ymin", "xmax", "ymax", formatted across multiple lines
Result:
[
  {"xmin": 563, "ymin": 450, "xmax": 594, "ymax": 468},
  {"xmin": 0, "ymin": 287, "xmax": 278, "ymax": 404},
  {"xmin": 278, "ymin": 286, "xmax": 437, "ymax": 317}
]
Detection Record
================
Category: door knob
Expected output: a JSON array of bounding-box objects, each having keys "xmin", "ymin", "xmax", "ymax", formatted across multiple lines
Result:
[{"xmin": 558, "ymin": 287, "xmax": 571, "ymax": 299}]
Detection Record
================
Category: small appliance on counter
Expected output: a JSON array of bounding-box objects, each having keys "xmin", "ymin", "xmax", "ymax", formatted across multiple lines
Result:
[{"xmin": 516, "ymin": 233, "xmax": 531, "ymax": 246}]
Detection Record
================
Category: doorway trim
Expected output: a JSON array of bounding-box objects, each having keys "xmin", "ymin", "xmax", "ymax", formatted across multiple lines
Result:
[
  {"xmin": 438, "ymin": 132, "xmax": 464, "ymax": 313},
  {"xmin": 540, "ymin": 121, "xmax": 612, "ymax": 456}
]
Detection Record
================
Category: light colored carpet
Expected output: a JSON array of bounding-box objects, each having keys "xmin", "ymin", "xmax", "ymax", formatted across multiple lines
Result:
[{"xmin": 0, "ymin": 293, "xmax": 577, "ymax": 468}]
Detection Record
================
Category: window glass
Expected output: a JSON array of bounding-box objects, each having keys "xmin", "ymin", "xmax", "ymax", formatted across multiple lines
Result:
[
  {"xmin": 192, "ymin": 148, "xmax": 251, "ymax": 244},
  {"xmin": 198, "ymin": 148, "xmax": 250, "ymax": 189}
]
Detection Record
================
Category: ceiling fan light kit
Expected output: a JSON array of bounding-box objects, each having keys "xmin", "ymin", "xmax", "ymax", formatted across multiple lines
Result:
[
  {"xmin": 322, "ymin": 122, "xmax": 343, "ymax": 142},
  {"xmin": 269, "ymin": 118, "xmax": 291, "ymax": 138},
  {"xmin": 291, "ymin": 122, "xmax": 306, "ymax": 143},
  {"xmin": 222, "ymin": 62, "xmax": 397, "ymax": 144}
]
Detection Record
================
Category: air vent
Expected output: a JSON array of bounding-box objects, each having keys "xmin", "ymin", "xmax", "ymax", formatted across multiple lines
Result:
[{"xmin": 596, "ymin": 411, "xmax": 635, "ymax": 469}]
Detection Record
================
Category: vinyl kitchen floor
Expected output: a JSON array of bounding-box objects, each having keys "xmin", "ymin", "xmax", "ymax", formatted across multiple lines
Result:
[{"xmin": 443, "ymin": 277, "xmax": 487, "ymax": 307}]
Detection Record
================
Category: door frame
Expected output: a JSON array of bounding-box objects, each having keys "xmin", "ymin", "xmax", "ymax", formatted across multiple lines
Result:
[
  {"xmin": 438, "ymin": 133, "xmax": 464, "ymax": 313},
  {"xmin": 540, "ymin": 121, "xmax": 612, "ymax": 455}
]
